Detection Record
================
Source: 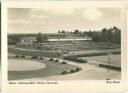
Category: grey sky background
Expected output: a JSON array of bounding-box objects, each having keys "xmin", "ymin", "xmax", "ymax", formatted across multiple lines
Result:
[{"xmin": 8, "ymin": 7, "xmax": 121, "ymax": 33}]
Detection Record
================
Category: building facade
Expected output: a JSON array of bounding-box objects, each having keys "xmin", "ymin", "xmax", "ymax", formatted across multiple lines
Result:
[
  {"xmin": 19, "ymin": 33, "xmax": 92, "ymax": 46},
  {"xmin": 19, "ymin": 37, "xmax": 36, "ymax": 46}
]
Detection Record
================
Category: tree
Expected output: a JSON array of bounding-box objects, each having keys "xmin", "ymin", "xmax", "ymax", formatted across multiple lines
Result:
[
  {"xmin": 58, "ymin": 30, "xmax": 61, "ymax": 33},
  {"xmin": 8, "ymin": 35, "xmax": 20, "ymax": 45},
  {"xmin": 101, "ymin": 28, "xmax": 108, "ymax": 41},
  {"xmin": 74, "ymin": 30, "xmax": 79, "ymax": 35},
  {"xmin": 83, "ymin": 26, "xmax": 121, "ymax": 45},
  {"xmin": 36, "ymin": 33, "xmax": 43, "ymax": 43},
  {"xmin": 107, "ymin": 28, "xmax": 113, "ymax": 42},
  {"xmin": 61, "ymin": 30, "xmax": 66, "ymax": 33},
  {"xmin": 36, "ymin": 33, "xmax": 48, "ymax": 43},
  {"xmin": 92, "ymin": 31, "xmax": 102, "ymax": 42},
  {"xmin": 112, "ymin": 26, "xmax": 121, "ymax": 45}
]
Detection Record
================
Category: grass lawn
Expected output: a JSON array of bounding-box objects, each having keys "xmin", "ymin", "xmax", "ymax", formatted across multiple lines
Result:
[
  {"xmin": 8, "ymin": 58, "xmax": 78, "ymax": 80},
  {"xmin": 8, "ymin": 59, "xmax": 46, "ymax": 71},
  {"xmin": 80, "ymin": 54, "xmax": 121, "ymax": 67},
  {"xmin": 8, "ymin": 48, "xmax": 59, "ymax": 58}
]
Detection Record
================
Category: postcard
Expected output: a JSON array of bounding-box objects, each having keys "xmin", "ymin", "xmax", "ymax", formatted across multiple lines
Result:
[{"xmin": 1, "ymin": 1, "xmax": 127, "ymax": 93}]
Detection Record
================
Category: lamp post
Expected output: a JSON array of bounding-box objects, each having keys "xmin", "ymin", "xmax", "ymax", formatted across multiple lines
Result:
[
  {"xmin": 106, "ymin": 50, "xmax": 111, "ymax": 80},
  {"xmin": 106, "ymin": 51, "xmax": 111, "ymax": 72},
  {"xmin": 108, "ymin": 55, "xmax": 111, "ymax": 72}
]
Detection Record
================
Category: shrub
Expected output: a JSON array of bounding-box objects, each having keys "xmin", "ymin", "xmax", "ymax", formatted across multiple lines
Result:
[
  {"xmin": 84, "ymin": 59, "xmax": 87, "ymax": 63},
  {"xmin": 21, "ymin": 55, "xmax": 25, "ymax": 58},
  {"xmin": 111, "ymin": 51, "xmax": 121, "ymax": 54},
  {"xmin": 62, "ymin": 61, "xmax": 67, "ymax": 64},
  {"xmin": 70, "ymin": 69, "xmax": 75, "ymax": 73},
  {"xmin": 31, "ymin": 56, "xmax": 38, "ymax": 59},
  {"xmin": 61, "ymin": 70, "xmax": 69, "ymax": 75},
  {"xmin": 75, "ymin": 67, "xmax": 81, "ymax": 71},
  {"xmin": 39, "ymin": 57, "xmax": 44, "ymax": 60},
  {"xmin": 106, "ymin": 78, "xmax": 110, "ymax": 80},
  {"xmin": 15, "ymin": 55, "xmax": 20, "ymax": 58},
  {"xmin": 64, "ymin": 52, "xmax": 108, "ymax": 58},
  {"xmin": 99, "ymin": 64, "xmax": 121, "ymax": 70},
  {"xmin": 49, "ymin": 58, "xmax": 54, "ymax": 61},
  {"xmin": 55, "ymin": 60, "xmax": 59, "ymax": 62},
  {"xmin": 64, "ymin": 57, "xmax": 87, "ymax": 63}
]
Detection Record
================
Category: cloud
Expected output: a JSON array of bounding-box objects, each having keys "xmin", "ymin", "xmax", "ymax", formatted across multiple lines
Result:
[
  {"xmin": 8, "ymin": 8, "xmax": 120, "ymax": 33},
  {"xmin": 83, "ymin": 8, "xmax": 103, "ymax": 21},
  {"xmin": 31, "ymin": 14, "xmax": 47, "ymax": 19},
  {"xmin": 43, "ymin": 7, "xmax": 74, "ymax": 16},
  {"xmin": 8, "ymin": 20, "xmax": 31, "ymax": 24},
  {"xmin": 8, "ymin": 19, "xmax": 47, "ymax": 25},
  {"xmin": 30, "ymin": 7, "xmax": 74, "ymax": 16},
  {"xmin": 29, "ymin": 9, "xmax": 47, "ymax": 20}
]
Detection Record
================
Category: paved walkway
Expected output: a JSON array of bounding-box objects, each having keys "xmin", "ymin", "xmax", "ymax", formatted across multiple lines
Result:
[{"xmin": 21, "ymin": 58, "xmax": 121, "ymax": 80}]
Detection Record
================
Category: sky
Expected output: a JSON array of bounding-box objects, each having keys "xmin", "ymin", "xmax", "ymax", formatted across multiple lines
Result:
[{"xmin": 8, "ymin": 7, "xmax": 121, "ymax": 33}]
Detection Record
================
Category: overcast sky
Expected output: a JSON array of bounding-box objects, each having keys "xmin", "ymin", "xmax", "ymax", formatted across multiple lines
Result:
[{"xmin": 8, "ymin": 7, "xmax": 121, "ymax": 33}]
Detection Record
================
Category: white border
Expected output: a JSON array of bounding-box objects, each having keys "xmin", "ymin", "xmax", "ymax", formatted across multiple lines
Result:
[{"xmin": 2, "ymin": 1, "xmax": 127, "ymax": 93}]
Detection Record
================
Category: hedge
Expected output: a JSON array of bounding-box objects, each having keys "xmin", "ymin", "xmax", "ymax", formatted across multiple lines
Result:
[
  {"xmin": 64, "ymin": 56, "xmax": 87, "ymax": 63},
  {"xmin": 99, "ymin": 64, "xmax": 121, "ymax": 70}
]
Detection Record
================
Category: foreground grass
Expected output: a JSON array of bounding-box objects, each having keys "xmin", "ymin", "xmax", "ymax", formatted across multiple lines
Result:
[
  {"xmin": 8, "ymin": 58, "xmax": 79, "ymax": 80},
  {"xmin": 80, "ymin": 54, "xmax": 121, "ymax": 67}
]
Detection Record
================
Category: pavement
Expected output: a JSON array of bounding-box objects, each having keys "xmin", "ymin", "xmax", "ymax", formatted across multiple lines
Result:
[{"xmin": 20, "ymin": 58, "xmax": 121, "ymax": 81}]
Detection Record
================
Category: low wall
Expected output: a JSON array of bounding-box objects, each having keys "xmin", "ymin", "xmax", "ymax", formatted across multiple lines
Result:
[
  {"xmin": 8, "ymin": 48, "xmax": 59, "ymax": 58},
  {"xmin": 64, "ymin": 49, "xmax": 121, "ymax": 58},
  {"xmin": 99, "ymin": 64, "xmax": 121, "ymax": 71},
  {"xmin": 64, "ymin": 56, "xmax": 87, "ymax": 63}
]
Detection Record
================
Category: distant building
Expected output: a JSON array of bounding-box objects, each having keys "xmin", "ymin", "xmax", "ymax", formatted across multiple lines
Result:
[
  {"xmin": 19, "ymin": 33, "xmax": 92, "ymax": 46},
  {"xmin": 20, "ymin": 37, "xmax": 36, "ymax": 45},
  {"xmin": 44, "ymin": 33, "xmax": 91, "ymax": 44}
]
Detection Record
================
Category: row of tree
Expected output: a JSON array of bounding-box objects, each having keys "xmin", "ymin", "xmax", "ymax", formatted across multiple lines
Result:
[
  {"xmin": 58, "ymin": 26, "xmax": 121, "ymax": 45},
  {"xmin": 8, "ymin": 26, "xmax": 121, "ymax": 45},
  {"xmin": 36, "ymin": 33, "xmax": 48, "ymax": 44},
  {"xmin": 8, "ymin": 33, "xmax": 48, "ymax": 45},
  {"xmin": 8, "ymin": 35, "xmax": 20, "ymax": 45},
  {"xmin": 89, "ymin": 26, "xmax": 121, "ymax": 45}
]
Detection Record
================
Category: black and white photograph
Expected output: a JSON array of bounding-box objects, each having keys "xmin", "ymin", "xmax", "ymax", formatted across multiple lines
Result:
[
  {"xmin": 7, "ymin": 6, "xmax": 122, "ymax": 81},
  {"xmin": 0, "ymin": 1, "xmax": 127, "ymax": 93}
]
